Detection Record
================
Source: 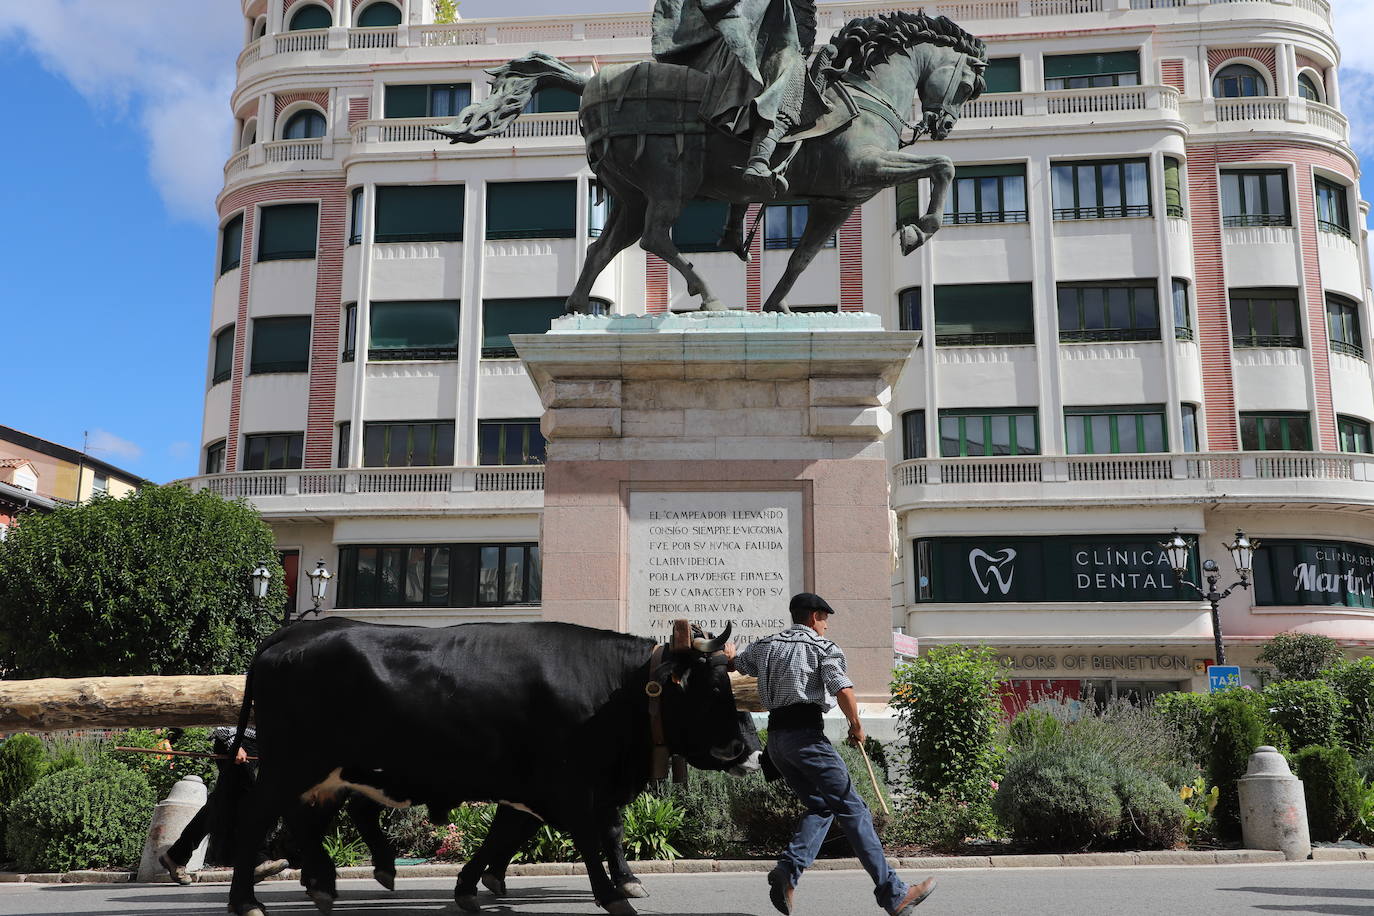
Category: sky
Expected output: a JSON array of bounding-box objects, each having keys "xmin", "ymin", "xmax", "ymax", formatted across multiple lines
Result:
[{"xmin": 1, "ymin": 0, "xmax": 1373, "ymax": 484}]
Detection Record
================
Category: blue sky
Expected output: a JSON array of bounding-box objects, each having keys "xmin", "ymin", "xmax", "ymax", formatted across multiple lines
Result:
[{"xmin": 1, "ymin": 0, "xmax": 1373, "ymax": 484}]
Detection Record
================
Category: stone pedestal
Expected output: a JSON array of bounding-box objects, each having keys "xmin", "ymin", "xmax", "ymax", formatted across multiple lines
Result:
[{"xmin": 515, "ymin": 312, "xmax": 920, "ymax": 702}]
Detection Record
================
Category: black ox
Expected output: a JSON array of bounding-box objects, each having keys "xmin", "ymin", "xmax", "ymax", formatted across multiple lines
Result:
[{"xmin": 226, "ymin": 618, "xmax": 745, "ymax": 916}]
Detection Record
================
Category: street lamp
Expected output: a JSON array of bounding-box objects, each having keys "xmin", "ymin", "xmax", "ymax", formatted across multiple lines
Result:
[
  {"xmin": 306, "ymin": 558, "xmax": 333, "ymax": 616},
  {"xmin": 1161, "ymin": 528, "xmax": 1259, "ymax": 666},
  {"xmin": 250, "ymin": 561, "xmax": 272, "ymax": 608}
]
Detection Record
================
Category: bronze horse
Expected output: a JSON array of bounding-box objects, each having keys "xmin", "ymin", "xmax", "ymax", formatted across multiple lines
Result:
[{"xmin": 436, "ymin": 12, "xmax": 986, "ymax": 314}]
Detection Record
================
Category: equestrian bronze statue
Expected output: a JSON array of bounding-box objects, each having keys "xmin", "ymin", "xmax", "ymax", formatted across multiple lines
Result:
[{"xmin": 435, "ymin": 11, "xmax": 987, "ymax": 314}]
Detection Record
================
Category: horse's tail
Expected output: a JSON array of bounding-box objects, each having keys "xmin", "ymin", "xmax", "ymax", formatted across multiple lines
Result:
[{"xmin": 430, "ymin": 52, "xmax": 588, "ymax": 144}]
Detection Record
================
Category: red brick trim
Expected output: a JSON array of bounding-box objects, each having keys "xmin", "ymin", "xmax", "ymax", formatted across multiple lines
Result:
[
  {"xmin": 746, "ymin": 203, "xmax": 762, "ymax": 311},
  {"xmin": 1160, "ymin": 59, "xmax": 1185, "ymax": 93},
  {"xmin": 275, "ymin": 91, "xmax": 330, "ymax": 119},
  {"xmin": 839, "ymin": 206, "xmax": 863, "ymax": 311},
  {"xmin": 347, "ymin": 96, "xmax": 370, "ymax": 127},
  {"xmin": 1296, "ymin": 54, "xmax": 1324, "ymax": 75},
  {"xmin": 645, "ymin": 255, "xmax": 668, "ymax": 314},
  {"xmin": 1208, "ymin": 48, "xmax": 1276, "ymax": 83},
  {"xmin": 284, "ymin": 0, "xmax": 329, "ymax": 19}
]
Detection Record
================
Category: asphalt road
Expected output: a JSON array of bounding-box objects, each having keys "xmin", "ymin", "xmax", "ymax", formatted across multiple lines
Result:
[{"xmin": 1, "ymin": 863, "xmax": 1372, "ymax": 916}]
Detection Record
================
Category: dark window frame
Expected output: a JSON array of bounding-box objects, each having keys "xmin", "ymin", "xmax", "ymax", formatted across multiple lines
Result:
[
  {"xmin": 1338, "ymin": 415, "xmax": 1373, "ymax": 454},
  {"xmin": 943, "ymin": 164, "xmax": 1028, "ymax": 225},
  {"xmin": 1221, "ymin": 169, "xmax": 1290, "ymax": 228},
  {"xmin": 1297, "ymin": 71, "xmax": 1323, "ymax": 103},
  {"xmin": 205, "ymin": 440, "xmax": 226, "ymax": 475},
  {"xmin": 383, "ymin": 82, "xmax": 472, "ymax": 119},
  {"xmin": 281, "ymin": 108, "xmax": 326, "ymax": 140},
  {"xmin": 374, "ymin": 184, "xmax": 465, "ymax": 244},
  {"xmin": 1172, "ymin": 279, "xmax": 1194, "ymax": 341},
  {"xmin": 220, "ymin": 213, "xmax": 244, "ymax": 274},
  {"xmin": 1315, "ymin": 178, "xmax": 1351, "ymax": 238},
  {"xmin": 355, "ymin": 1, "xmax": 402, "ymax": 27},
  {"xmin": 901, "ymin": 410, "xmax": 926, "ymax": 460},
  {"xmin": 1057, "ymin": 281, "xmax": 1161, "ymax": 343},
  {"xmin": 478, "ymin": 419, "xmax": 547, "ymax": 466},
  {"xmin": 1327, "ymin": 294, "xmax": 1364, "ymax": 358},
  {"xmin": 288, "ymin": 3, "xmax": 332, "ymax": 30},
  {"xmin": 336, "ymin": 542, "xmax": 541, "ymax": 609},
  {"xmin": 368, "ymin": 300, "xmax": 461, "ymax": 361},
  {"xmin": 1181, "ymin": 404, "xmax": 1200, "ymax": 452},
  {"xmin": 212, "ymin": 326, "xmax": 235, "ymax": 385},
  {"xmin": 764, "ymin": 201, "xmax": 836, "ymax": 250},
  {"xmin": 242, "ymin": 432, "xmax": 305, "ymax": 470},
  {"xmin": 1212, "ymin": 63, "xmax": 1269, "ymax": 98},
  {"xmin": 1239, "ymin": 412, "xmax": 1312, "ymax": 451},
  {"xmin": 257, "ymin": 202, "xmax": 319, "ymax": 261},
  {"xmin": 1064, "ymin": 404, "xmax": 1168, "ymax": 455},
  {"xmin": 672, "ymin": 199, "xmax": 730, "ymax": 253},
  {"xmin": 1051, "ymin": 159, "xmax": 1151, "ymax": 220},
  {"xmin": 482, "ymin": 297, "xmax": 565, "ymax": 358},
  {"xmin": 898, "ymin": 288, "xmax": 921, "ymax": 332},
  {"xmin": 938, "ymin": 408, "xmax": 1040, "ymax": 457},
  {"xmin": 485, "ymin": 181, "xmax": 577, "ymax": 240},
  {"xmin": 1043, "ymin": 51, "xmax": 1141, "ymax": 90},
  {"xmin": 249, "ymin": 316, "xmax": 312, "ymax": 374},
  {"xmin": 361, "ymin": 420, "xmax": 456, "ymax": 467},
  {"xmin": 934, "ymin": 282, "xmax": 1035, "ymax": 347},
  {"xmin": 1230, "ymin": 288, "xmax": 1302, "ymax": 348},
  {"xmin": 348, "ymin": 187, "xmax": 363, "ymax": 245},
  {"xmin": 1163, "ymin": 156, "xmax": 1184, "ymax": 219}
]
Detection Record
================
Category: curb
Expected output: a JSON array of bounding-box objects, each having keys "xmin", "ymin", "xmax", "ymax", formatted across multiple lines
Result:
[{"xmin": 4, "ymin": 848, "xmax": 1364, "ymax": 884}]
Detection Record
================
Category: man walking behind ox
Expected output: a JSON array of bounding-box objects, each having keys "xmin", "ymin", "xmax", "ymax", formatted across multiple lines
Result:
[{"xmin": 726, "ymin": 593, "xmax": 936, "ymax": 916}]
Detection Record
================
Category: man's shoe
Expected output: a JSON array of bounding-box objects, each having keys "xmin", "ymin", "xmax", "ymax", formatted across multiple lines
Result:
[
  {"xmin": 157, "ymin": 850, "xmax": 192, "ymax": 886},
  {"xmin": 888, "ymin": 877, "xmax": 937, "ymax": 916},
  {"xmin": 253, "ymin": 858, "xmax": 290, "ymax": 882},
  {"xmin": 767, "ymin": 865, "xmax": 794, "ymax": 915}
]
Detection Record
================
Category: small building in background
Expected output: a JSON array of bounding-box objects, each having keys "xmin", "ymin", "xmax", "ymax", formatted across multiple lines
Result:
[{"xmin": 0, "ymin": 425, "xmax": 145, "ymax": 507}]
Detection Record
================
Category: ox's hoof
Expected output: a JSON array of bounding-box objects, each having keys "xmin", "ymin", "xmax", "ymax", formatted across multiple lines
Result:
[
  {"xmin": 449, "ymin": 894, "xmax": 482, "ymax": 913},
  {"xmin": 481, "ymin": 873, "xmax": 507, "ymax": 896},
  {"xmin": 307, "ymin": 889, "xmax": 335, "ymax": 915},
  {"xmin": 373, "ymin": 868, "xmax": 396, "ymax": 891},
  {"xmin": 600, "ymin": 900, "xmax": 638, "ymax": 916},
  {"xmin": 228, "ymin": 907, "xmax": 266, "ymax": 916},
  {"xmin": 619, "ymin": 880, "xmax": 649, "ymax": 898}
]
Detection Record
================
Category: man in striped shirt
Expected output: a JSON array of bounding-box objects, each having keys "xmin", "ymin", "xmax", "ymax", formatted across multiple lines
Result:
[{"xmin": 726, "ymin": 593, "xmax": 935, "ymax": 916}]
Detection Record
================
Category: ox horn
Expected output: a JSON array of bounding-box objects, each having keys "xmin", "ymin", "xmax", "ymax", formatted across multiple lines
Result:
[{"xmin": 692, "ymin": 621, "xmax": 733, "ymax": 654}]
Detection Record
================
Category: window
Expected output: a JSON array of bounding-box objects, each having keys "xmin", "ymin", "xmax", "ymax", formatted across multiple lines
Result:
[
  {"xmin": 220, "ymin": 214, "xmax": 243, "ymax": 274},
  {"xmin": 486, "ymin": 181, "xmax": 576, "ymax": 240},
  {"xmin": 1057, "ymin": 282, "xmax": 1160, "ymax": 342},
  {"xmin": 483, "ymin": 298, "xmax": 565, "ymax": 357},
  {"xmin": 383, "ymin": 83, "xmax": 472, "ymax": 118},
  {"xmin": 355, "ymin": 1, "xmax": 401, "ymax": 26},
  {"xmin": 895, "ymin": 182, "xmax": 921, "ymax": 229},
  {"xmin": 1181, "ymin": 404, "xmax": 1199, "ymax": 452},
  {"xmin": 362, "ymin": 421, "xmax": 455, "ymax": 467},
  {"xmin": 934, "ymin": 283, "xmax": 1035, "ymax": 346},
  {"xmin": 524, "ymin": 86, "xmax": 581, "ymax": 113},
  {"xmin": 1240, "ymin": 412, "xmax": 1311, "ymax": 451},
  {"xmin": 1221, "ymin": 170, "xmax": 1289, "ymax": 227},
  {"xmin": 1212, "ymin": 63, "xmax": 1268, "ymax": 98},
  {"xmin": 1163, "ymin": 157, "xmax": 1184, "ymax": 218},
  {"xmin": 1052, "ymin": 160, "xmax": 1150, "ymax": 220},
  {"xmin": 1327, "ymin": 294, "xmax": 1363, "ymax": 358},
  {"xmin": 984, "ymin": 57, "xmax": 1021, "ymax": 93},
  {"xmin": 212, "ymin": 326, "xmax": 234, "ymax": 385},
  {"xmin": 1230, "ymin": 288, "xmax": 1301, "ymax": 348},
  {"xmin": 337, "ymin": 543, "xmax": 541, "ymax": 608},
  {"xmin": 898, "ymin": 288, "xmax": 921, "ymax": 331},
  {"xmin": 589, "ymin": 182, "xmax": 610, "ymax": 238},
  {"xmin": 943, "ymin": 164, "xmax": 1027, "ymax": 224},
  {"xmin": 375, "ymin": 185, "xmax": 464, "ymax": 243},
  {"xmin": 1172, "ymin": 279, "xmax": 1193, "ymax": 341},
  {"xmin": 1338, "ymin": 416, "xmax": 1372, "ymax": 454},
  {"xmin": 765, "ymin": 202, "xmax": 834, "ymax": 249},
  {"xmin": 1297, "ymin": 72, "xmax": 1323, "ymax": 103},
  {"xmin": 348, "ymin": 187, "xmax": 363, "ymax": 244},
  {"xmin": 342, "ymin": 304, "xmax": 356, "ymax": 361},
  {"xmin": 901, "ymin": 410, "xmax": 926, "ymax": 460},
  {"xmin": 1253, "ymin": 539, "xmax": 1374, "ymax": 609},
  {"xmin": 938, "ymin": 409, "xmax": 1038, "ymax": 457},
  {"xmin": 1315, "ymin": 178, "xmax": 1350, "ymax": 238},
  {"xmin": 1065, "ymin": 405, "xmax": 1167, "ymax": 454},
  {"xmin": 281, "ymin": 109, "xmax": 326, "ymax": 140},
  {"xmin": 369, "ymin": 301, "xmax": 460, "ymax": 360},
  {"xmin": 92, "ymin": 472, "xmax": 108, "ymax": 496},
  {"xmin": 479, "ymin": 420, "xmax": 546, "ymax": 465},
  {"xmin": 337, "ymin": 422, "xmax": 350, "ymax": 467},
  {"xmin": 205, "ymin": 440, "xmax": 226, "ymax": 475},
  {"xmin": 243, "ymin": 433, "xmax": 304, "ymax": 470},
  {"xmin": 257, "ymin": 203, "xmax": 318, "ymax": 261},
  {"xmin": 1044, "ymin": 51, "xmax": 1140, "ymax": 90},
  {"xmin": 672, "ymin": 199, "xmax": 730, "ymax": 253},
  {"xmin": 288, "ymin": 4, "xmax": 332, "ymax": 29},
  {"xmin": 250, "ymin": 316, "xmax": 311, "ymax": 374}
]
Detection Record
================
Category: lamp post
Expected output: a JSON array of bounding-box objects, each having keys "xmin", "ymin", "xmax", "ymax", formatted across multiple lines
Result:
[
  {"xmin": 250, "ymin": 561, "xmax": 272, "ymax": 610},
  {"xmin": 306, "ymin": 558, "xmax": 333, "ymax": 617},
  {"xmin": 1161, "ymin": 528, "xmax": 1258, "ymax": 666}
]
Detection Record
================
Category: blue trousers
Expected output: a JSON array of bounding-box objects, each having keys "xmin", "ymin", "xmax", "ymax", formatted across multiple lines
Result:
[{"xmin": 768, "ymin": 727, "xmax": 908, "ymax": 912}]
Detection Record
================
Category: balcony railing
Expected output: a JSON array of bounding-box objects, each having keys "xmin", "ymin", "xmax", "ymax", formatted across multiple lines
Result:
[
  {"xmin": 275, "ymin": 29, "xmax": 327, "ymax": 54},
  {"xmin": 237, "ymin": 38, "xmax": 262, "ymax": 69},
  {"xmin": 180, "ymin": 466, "xmax": 544, "ymax": 500},
  {"xmin": 960, "ymin": 85, "xmax": 1180, "ymax": 124},
  {"xmin": 348, "ymin": 26, "xmax": 397, "ymax": 49},
  {"xmin": 224, "ymin": 148, "xmax": 250, "ymax": 179},
  {"xmin": 263, "ymin": 138, "xmax": 327, "ymax": 163},
  {"xmin": 350, "ymin": 113, "xmax": 582, "ymax": 146},
  {"xmin": 1215, "ymin": 97, "xmax": 1287, "ymax": 122}
]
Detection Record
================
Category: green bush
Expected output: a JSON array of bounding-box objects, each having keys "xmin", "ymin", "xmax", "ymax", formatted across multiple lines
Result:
[
  {"xmin": 1264, "ymin": 680, "xmax": 1341, "ymax": 751},
  {"xmin": 1258, "ymin": 632, "xmax": 1342, "ymax": 682},
  {"xmin": 993, "ymin": 745, "xmax": 1122, "ymax": 850},
  {"xmin": 1114, "ymin": 768, "xmax": 1187, "ymax": 850},
  {"xmin": 1008, "ymin": 708, "xmax": 1064, "ymax": 753},
  {"xmin": 110, "ymin": 728, "xmax": 217, "ymax": 801},
  {"xmin": 1294, "ymin": 745, "xmax": 1364, "ymax": 841},
  {"xmin": 1153, "ymin": 692, "xmax": 1212, "ymax": 764},
  {"xmin": 1325, "ymin": 657, "xmax": 1374, "ymax": 756},
  {"xmin": 620, "ymin": 793, "xmax": 685, "ymax": 861},
  {"xmin": 883, "ymin": 791, "xmax": 984, "ymax": 852},
  {"xmin": 891, "ymin": 646, "xmax": 1004, "ymax": 804},
  {"xmin": 1205, "ymin": 696, "xmax": 1265, "ymax": 841},
  {"xmin": 0, "ymin": 735, "xmax": 49, "ymax": 860},
  {"xmin": 5, "ymin": 761, "xmax": 155, "ymax": 872},
  {"xmin": 382, "ymin": 805, "xmax": 442, "ymax": 859}
]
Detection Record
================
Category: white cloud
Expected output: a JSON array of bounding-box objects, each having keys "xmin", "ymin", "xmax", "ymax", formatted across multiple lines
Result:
[
  {"xmin": 0, "ymin": 1, "xmax": 241, "ymax": 223},
  {"xmin": 87, "ymin": 429, "xmax": 143, "ymax": 462},
  {"xmin": 1335, "ymin": 2, "xmax": 1374, "ymax": 165}
]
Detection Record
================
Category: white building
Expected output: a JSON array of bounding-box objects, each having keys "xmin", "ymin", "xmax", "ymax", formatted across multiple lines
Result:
[{"xmin": 185, "ymin": 0, "xmax": 1374, "ymax": 705}]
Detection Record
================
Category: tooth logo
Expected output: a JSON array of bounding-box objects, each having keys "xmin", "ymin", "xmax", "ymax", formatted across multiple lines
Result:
[{"xmin": 969, "ymin": 548, "xmax": 1017, "ymax": 596}]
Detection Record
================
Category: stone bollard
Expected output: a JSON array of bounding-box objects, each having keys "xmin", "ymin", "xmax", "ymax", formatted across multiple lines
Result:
[
  {"xmin": 135, "ymin": 775, "xmax": 208, "ymax": 882},
  {"xmin": 1238, "ymin": 745, "xmax": 1311, "ymax": 861}
]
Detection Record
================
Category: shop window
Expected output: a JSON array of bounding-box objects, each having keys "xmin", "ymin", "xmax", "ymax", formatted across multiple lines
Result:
[
  {"xmin": 1338, "ymin": 416, "xmax": 1372, "ymax": 454},
  {"xmin": 1044, "ymin": 51, "xmax": 1140, "ymax": 90},
  {"xmin": 486, "ymin": 181, "xmax": 576, "ymax": 240},
  {"xmin": 938, "ymin": 409, "xmax": 1038, "ymax": 457},
  {"xmin": 250, "ymin": 316, "xmax": 311, "ymax": 374},
  {"xmin": 369, "ymin": 301, "xmax": 460, "ymax": 360},
  {"xmin": 1239, "ymin": 412, "xmax": 1312, "ymax": 451},
  {"xmin": 337, "ymin": 543, "xmax": 540, "ymax": 608},
  {"xmin": 375, "ymin": 185, "xmax": 464, "ymax": 243},
  {"xmin": 934, "ymin": 283, "xmax": 1034, "ymax": 346},
  {"xmin": 1327, "ymin": 294, "xmax": 1364, "ymax": 358},
  {"xmin": 901, "ymin": 410, "xmax": 926, "ymax": 460},
  {"xmin": 478, "ymin": 420, "xmax": 546, "ymax": 465},
  {"xmin": 898, "ymin": 288, "xmax": 921, "ymax": 331},
  {"xmin": 984, "ymin": 57, "xmax": 1021, "ymax": 93},
  {"xmin": 220, "ymin": 213, "xmax": 243, "ymax": 274},
  {"xmin": 1230, "ymin": 288, "xmax": 1301, "ymax": 348},
  {"xmin": 1057, "ymin": 282, "xmax": 1160, "ymax": 342},
  {"xmin": 1181, "ymin": 404, "xmax": 1199, "ymax": 452},
  {"xmin": 1065, "ymin": 405, "xmax": 1167, "ymax": 454},
  {"xmin": 1253, "ymin": 539, "xmax": 1374, "ymax": 609},
  {"xmin": 383, "ymin": 83, "xmax": 472, "ymax": 118},
  {"xmin": 1212, "ymin": 63, "xmax": 1268, "ymax": 98},
  {"xmin": 944, "ymin": 164, "xmax": 1027, "ymax": 224},
  {"xmin": 242, "ymin": 433, "xmax": 304, "ymax": 470},
  {"xmin": 1172, "ymin": 279, "xmax": 1193, "ymax": 341},
  {"xmin": 672, "ymin": 199, "xmax": 730, "ymax": 253},
  {"xmin": 362, "ymin": 421, "xmax": 455, "ymax": 467},
  {"xmin": 212, "ymin": 326, "xmax": 235, "ymax": 385},
  {"xmin": 1163, "ymin": 157, "xmax": 1184, "ymax": 218},
  {"xmin": 1051, "ymin": 159, "xmax": 1150, "ymax": 220},
  {"xmin": 288, "ymin": 4, "xmax": 332, "ymax": 30},
  {"xmin": 257, "ymin": 203, "xmax": 318, "ymax": 261},
  {"xmin": 1315, "ymin": 178, "xmax": 1350, "ymax": 238},
  {"xmin": 281, "ymin": 109, "xmax": 326, "ymax": 140},
  {"xmin": 205, "ymin": 440, "xmax": 226, "ymax": 475},
  {"xmin": 482, "ymin": 297, "xmax": 565, "ymax": 357},
  {"xmin": 1221, "ymin": 169, "xmax": 1289, "ymax": 227},
  {"xmin": 764, "ymin": 202, "xmax": 835, "ymax": 249},
  {"xmin": 355, "ymin": 1, "xmax": 401, "ymax": 26}
]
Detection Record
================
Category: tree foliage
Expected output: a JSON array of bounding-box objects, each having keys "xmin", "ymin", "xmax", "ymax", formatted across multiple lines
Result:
[
  {"xmin": 0, "ymin": 485, "xmax": 285, "ymax": 677},
  {"xmin": 1258, "ymin": 632, "xmax": 1342, "ymax": 682}
]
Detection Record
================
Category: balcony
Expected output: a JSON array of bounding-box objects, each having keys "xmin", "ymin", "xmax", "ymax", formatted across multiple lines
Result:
[
  {"xmin": 348, "ymin": 113, "xmax": 582, "ymax": 152},
  {"xmin": 956, "ymin": 85, "xmax": 1181, "ymax": 134},
  {"xmin": 176, "ymin": 466, "xmax": 544, "ymax": 519},
  {"xmin": 1196, "ymin": 97, "xmax": 1350, "ymax": 145},
  {"xmin": 892, "ymin": 451, "xmax": 1374, "ymax": 511}
]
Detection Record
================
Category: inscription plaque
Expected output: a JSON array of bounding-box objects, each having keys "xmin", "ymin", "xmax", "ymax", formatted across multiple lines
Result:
[{"xmin": 628, "ymin": 491, "xmax": 803, "ymax": 647}]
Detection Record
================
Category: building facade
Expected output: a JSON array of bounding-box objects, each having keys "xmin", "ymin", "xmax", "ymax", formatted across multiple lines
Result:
[
  {"xmin": 184, "ymin": 0, "xmax": 1374, "ymax": 701},
  {"xmin": 0, "ymin": 425, "xmax": 142, "ymax": 508}
]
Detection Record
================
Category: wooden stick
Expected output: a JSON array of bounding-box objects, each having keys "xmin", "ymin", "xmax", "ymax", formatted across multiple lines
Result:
[
  {"xmin": 858, "ymin": 743, "xmax": 890, "ymax": 816},
  {"xmin": 112, "ymin": 746, "xmax": 258, "ymax": 762}
]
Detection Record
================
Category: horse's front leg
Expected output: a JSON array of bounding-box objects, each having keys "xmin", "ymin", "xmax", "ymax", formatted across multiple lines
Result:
[{"xmin": 860, "ymin": 149, "xmax": 954, "ymax": 254}]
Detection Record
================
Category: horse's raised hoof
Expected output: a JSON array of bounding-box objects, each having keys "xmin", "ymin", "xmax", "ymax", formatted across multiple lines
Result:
[
  {"xmin": 620, "ymin": 880, "xmax": 649, "ymax": 898},
  {"xmin": 450, "ymin": 894, "xmax": 482, "ymax": 913},
  {"xmin": 481, "ymin": 873, "xmax": 507, "ymax": 896},
  {"xmin": 899, "ymin": 225, "xmax": 927, "ymax": 254},
  {"xmin": 307, "ymin": 889, "xmax": 335, "ymax": 915},
  {"xmin": 373, "ymin": 867, "xmax": 395, "ymax": 891},
  {"xmin": 599, "ymin": 900, "xmax": 638, "ymax": 916}
]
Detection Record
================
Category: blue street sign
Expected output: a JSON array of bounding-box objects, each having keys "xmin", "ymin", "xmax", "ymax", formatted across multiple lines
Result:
[{"xmin": 1208, "ymin": 665, "xmax": 1242, "ymax": 692}]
